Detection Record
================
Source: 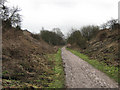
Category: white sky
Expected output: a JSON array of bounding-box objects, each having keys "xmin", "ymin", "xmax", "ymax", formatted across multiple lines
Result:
[{"xmin": 7, "ymin": 0, "xmax": 119, "ymax": 35}]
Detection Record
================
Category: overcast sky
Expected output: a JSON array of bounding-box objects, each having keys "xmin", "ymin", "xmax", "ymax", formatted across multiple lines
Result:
[{"xmin": 7, "ymin": 0, "xmax": 119, "ymax": 35}]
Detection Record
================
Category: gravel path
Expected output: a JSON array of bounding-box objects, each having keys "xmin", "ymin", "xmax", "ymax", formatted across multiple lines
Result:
[{"xmin": 61, "ymin": 47, "xmax": 118, "ymax": 88}]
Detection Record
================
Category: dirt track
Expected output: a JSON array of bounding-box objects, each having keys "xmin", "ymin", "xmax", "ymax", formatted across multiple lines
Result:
[{"xmin": 61, "ymin": 47, "xmax": 118, "ymax": 88}]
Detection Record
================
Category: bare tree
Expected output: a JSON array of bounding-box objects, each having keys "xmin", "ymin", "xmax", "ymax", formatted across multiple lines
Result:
[
  {"xmin": 10, "ymin": 7, "xmax": 22, "ymax": 27},
  {"xmin": 100, "ymin": 23, "xmax": 108, "ymax": 29},
  {"xmin": 0, "ymin": 1, "xmax": 9, "ymax": 21},
  {"xmin": 106, "ymin": 19, "xmax": 118, "ymax": 30},
  {"xmin": 100, "ymin": 19, "xmax": 118, "ymax": 30},
  {"xmin": 1, "ymin": 1, "xmax": 22, "ymax": 28}
]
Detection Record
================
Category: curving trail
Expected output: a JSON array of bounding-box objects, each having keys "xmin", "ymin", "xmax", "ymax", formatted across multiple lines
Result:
[{"xmin": 61, "ymin": 47, "xmax": 118, "ymax": 88}]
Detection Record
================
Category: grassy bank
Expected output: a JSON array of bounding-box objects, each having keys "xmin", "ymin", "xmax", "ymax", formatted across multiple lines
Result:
[
  {"xmin": 46, "ymin": 48, "xmax": 65, "ymax": 88},
  {"xmin": 3, "ymin": 48, "xmax": 65, "ymax": 88},
  {"xmin": 67, "ymin": 48, "xmax": 119, "ymax": 83}
]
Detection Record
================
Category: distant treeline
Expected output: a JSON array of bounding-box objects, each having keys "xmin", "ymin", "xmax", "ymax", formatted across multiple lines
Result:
[
  {"xmin": 31, "ymin": 28, "xmax": 65, "ymax": 46},
  {"xmin": 2, "ymin": 1, "xmax": 119, "ymax": 48},
  {"xmin": 40, "ymin": 28, "xmax": 65, "ymax": 45},
  {"xmin": 67, "ymin": 25, "xmax": 99, "ymax": 49},
  {"xmin": 67, "ymin": 19, "xmax": 119, "ymax": 49}
]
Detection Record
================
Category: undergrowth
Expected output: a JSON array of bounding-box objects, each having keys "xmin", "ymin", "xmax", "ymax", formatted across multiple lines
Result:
[{"xmin": 2, "ymin": 49, "xmax": 65, "ymax": 88}]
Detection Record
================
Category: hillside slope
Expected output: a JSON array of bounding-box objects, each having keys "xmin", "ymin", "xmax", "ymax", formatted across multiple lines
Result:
[
  {"xmin": 83, "ymin": 29, "xmax": 119, "ymax": 66},
  {"xmin": 2, "ymin": 28, "xmax": 55, "ymax": 88}
]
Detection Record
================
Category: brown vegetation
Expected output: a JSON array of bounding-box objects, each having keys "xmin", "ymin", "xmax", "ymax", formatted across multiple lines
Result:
[
  {"xmin": 2, "ymin": 27, "xmax": 55, "ymax": 88},
  {"xmin": 69, "ymin": 29, "xmax": 119, "ymax": 66},
  {"xmin": 84, "ymin": 29, "xmax": 119, "ymax": 66}
]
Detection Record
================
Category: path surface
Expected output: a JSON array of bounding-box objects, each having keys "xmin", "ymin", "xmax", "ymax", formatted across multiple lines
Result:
[{"xmin": 61, "ymin": 47, "xmax": 118, "ymax": 88}]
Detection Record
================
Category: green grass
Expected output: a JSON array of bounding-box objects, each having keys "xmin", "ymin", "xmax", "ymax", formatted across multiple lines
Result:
[
  {"xmin": 46, "ymin": 48, "xmax": 65, "ymax": 88},
  {"xmin": 67, "ymin": 48, "xmax": 119, "ymax": 83}
]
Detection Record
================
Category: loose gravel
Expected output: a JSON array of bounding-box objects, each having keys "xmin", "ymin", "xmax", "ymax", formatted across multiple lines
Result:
[{"xmin": 61, "ymin": 47, "xmax": 118, "ymax": 88}]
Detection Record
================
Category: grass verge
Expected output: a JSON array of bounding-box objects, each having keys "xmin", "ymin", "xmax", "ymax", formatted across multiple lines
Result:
[
  {"xmin": 67, "ymin": 48, "xmax": 119, "ymax": 83},
  {"xmin": 46, "ymin": 48, "xmax": 65, "ymax": 88}
]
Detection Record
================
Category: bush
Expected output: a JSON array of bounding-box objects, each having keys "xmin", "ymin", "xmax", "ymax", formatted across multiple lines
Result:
[
  {"xmin": 67, "ymin": 30, "xmax": 87, "ymax": 49},
  {"xmin": 81, "ymin": 25, "xmax": 99, "ymax": 41}
]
